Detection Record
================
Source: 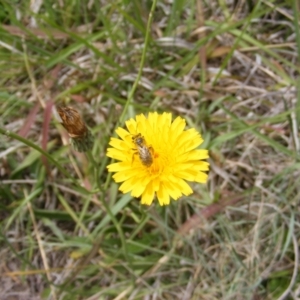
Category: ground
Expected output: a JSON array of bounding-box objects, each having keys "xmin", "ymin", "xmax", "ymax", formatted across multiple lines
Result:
[{"xmin": 0, "ymin": 0, "xmax": 300, "ymax": 299}]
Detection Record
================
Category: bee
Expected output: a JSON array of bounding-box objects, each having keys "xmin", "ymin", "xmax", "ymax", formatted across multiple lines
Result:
[{"xmin": 132, "ymin": 133, "xmax": 153, "ymax": 167}]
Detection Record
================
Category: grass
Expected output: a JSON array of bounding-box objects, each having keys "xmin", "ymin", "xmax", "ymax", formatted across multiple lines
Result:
[{"xmin": 0, "ymin": 0, "xmax": 300, "ymax": 299}]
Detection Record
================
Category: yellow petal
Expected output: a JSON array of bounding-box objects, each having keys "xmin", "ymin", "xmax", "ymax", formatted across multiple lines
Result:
[
  {"xmin": 141, "ymin": 182, "xmax": 155, "ymax": 205},
  {"xmin": 177, "ymin": 149, "xmax": 209, "ymax": 162},
  {"xmin": 113, "ymin": 169, "xmax": 139, "ymax": 182},
  {"xmin": 131, "ymin": 178, "xmax": 148, "ymax": 197},
  {"xmin": 135, "ymin": 114, "xmax": 147, "ymax": 133},
  {"xmin": 125, "ymin": 118, "xmax": 138, "ymax": 134},
  {"xmin": 107, "ymin": 148, "xmax": 128, "ymax": 161},
  {"xmin": 109, "ymin": 137, "xmax": 130, "ymax": 150},
  {"xmin": 157, "ymin": 182, "xmax": 170, "ymax": 206},
  {"xmin": 107, "ymin": 162, "xmax": 131, "ymax": 172},
  {"xmin": 119, "ymin": 177, "xmax": 137, "ymax": 193},
  {"xmin": 194, "ymin": 172, "xmax": 208, "ymax": 183},
  {"xmin": 116, "ymin": 127, "xmax": 130, "ymax": 141},
  {"xmin": 172, "ymin": 177, "xmax": 193, "ymax": 196},
  {"xmin": 163, "ymin": 180, "xmax": 182, "ymax": 200},
  {"xmin": 170, "ymin": 116, "xmax": 186, "ymax": 137}
]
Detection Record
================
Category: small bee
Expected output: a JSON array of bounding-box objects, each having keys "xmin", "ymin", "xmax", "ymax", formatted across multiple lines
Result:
[{"xmin": 132, "ymin": 133, "xmax": 153, "ymax": 167}]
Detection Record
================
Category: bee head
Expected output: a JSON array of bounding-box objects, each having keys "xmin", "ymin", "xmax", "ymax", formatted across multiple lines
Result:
[{"xmin": 132, "ymin": 133, "xmax": 144, "ymax": 146}]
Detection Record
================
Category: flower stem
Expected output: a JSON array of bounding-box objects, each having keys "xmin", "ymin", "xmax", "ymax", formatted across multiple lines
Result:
[
  {"xmin": 0, "ymin": 126, "xmax": 75, "ymax": 183},
  {"xmin": 86, "ymin": 150, "xmax": 130, "ymax": 265},
  {"xmin": 118, "ymin": 0, "xmax": 158, "ymax": 125}
]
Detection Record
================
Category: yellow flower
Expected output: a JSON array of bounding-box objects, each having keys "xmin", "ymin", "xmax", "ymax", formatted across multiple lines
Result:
[{"xmin": 106, "ymin": 112, "xmax": 209, "ymax": 206}]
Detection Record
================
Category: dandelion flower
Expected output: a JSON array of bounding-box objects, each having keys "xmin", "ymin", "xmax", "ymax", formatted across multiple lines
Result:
[{"xmin": 106, "ymin": 112, "xmax": 209, "ymax": 206}]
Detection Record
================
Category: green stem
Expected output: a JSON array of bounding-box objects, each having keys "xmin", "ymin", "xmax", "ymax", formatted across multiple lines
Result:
[
  {"xmin": 118, "ymin": 0, "xmax": 158, "ymax": 125},
  {"xmin": 86, "ymin": 150, "xmax": 130, "ymax": 263},
  {"xmin": 0, "ymin": 127, "xmax": 79, "ymax": 185},
  {"xmin": 99, "ymin": 0, "xmax": 158, "ymax": 270}
]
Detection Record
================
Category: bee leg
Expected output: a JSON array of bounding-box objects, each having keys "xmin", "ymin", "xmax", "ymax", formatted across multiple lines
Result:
[
  {"xmin": 131, "ymin": 150, "xmax": 138, "ymax": 166},
  {"xmin": 149, "ymin": 146, "xmax": 155, "ymax": 157}
]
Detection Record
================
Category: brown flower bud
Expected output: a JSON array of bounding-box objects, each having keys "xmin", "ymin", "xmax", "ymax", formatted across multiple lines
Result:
[
  {"xmin": 57, "ymin": 106, "xmax": 88, "ymax": 138},
  {"xmin": 57, "ymin": 106, "xmax": 94, "ymax": 152}
]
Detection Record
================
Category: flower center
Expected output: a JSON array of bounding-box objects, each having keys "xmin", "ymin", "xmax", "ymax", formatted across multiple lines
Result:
[{"xmin": 147, "ymin": 149, "xmax": 174, "ymax": 177}]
